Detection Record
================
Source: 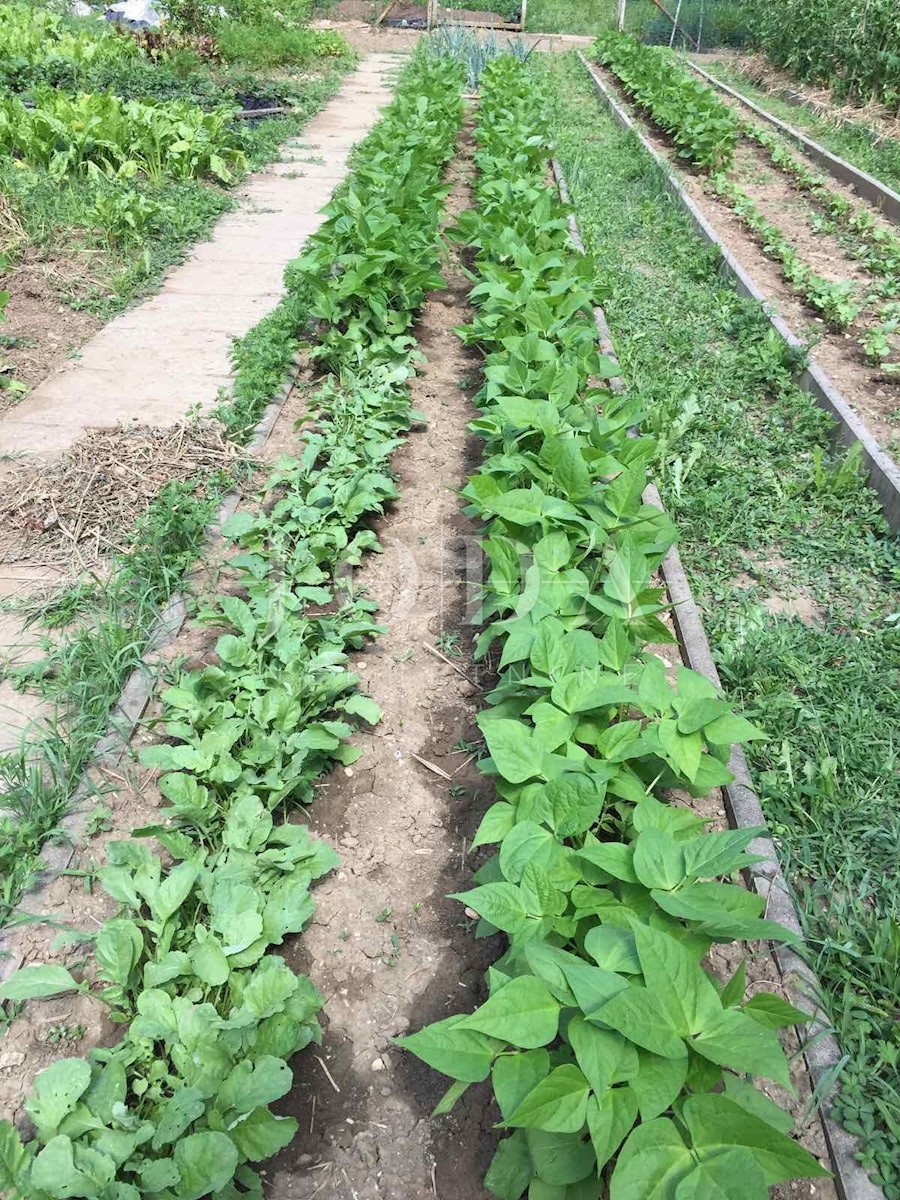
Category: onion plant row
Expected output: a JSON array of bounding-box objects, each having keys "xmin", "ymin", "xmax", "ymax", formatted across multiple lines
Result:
[
  {"xmin": 0, "ymin": 53, "xmax": 464, "ymax": 1200},
  {"xmin": 399, "ymin": 56, "xmax": 829, "ymax": 1200}
]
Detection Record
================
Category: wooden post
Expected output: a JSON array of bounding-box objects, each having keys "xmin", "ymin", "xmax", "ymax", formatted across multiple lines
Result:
[{"xmin": 616, "ymin": 0, "xmax": 626, "ymax": 31}]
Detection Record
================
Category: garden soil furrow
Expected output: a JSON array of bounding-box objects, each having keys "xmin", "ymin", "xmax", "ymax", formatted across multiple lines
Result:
[
  {"xmin": 267, "ymin": 126, "xmax": 497, "ymax": 1200},
  {"xmin": 591, "ymin": 60, "xmax": 900, "ymax": 447}
]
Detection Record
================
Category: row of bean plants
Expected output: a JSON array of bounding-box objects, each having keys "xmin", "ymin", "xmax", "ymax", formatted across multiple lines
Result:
[
  {"xmin": 593, "ymin": 33, "xmax": 739, "ymax": 171},
  {"xmin": 0, "ymin": 53, "xmax": 464, "ymax": 1200},
  {"xmin": 399, "ymin": 56, "xmax": 830, "ymax": 1200},
  {"xmin": 740, "ymin": 118, "xmax": 900, "ymax": 368},
  {"xmin": 592, "ymin": 39, "xmax": 872, "ymax": 335}
]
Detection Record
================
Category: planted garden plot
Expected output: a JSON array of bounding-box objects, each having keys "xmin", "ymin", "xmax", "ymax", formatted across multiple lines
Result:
[
  {"xmin": 545, "ymin": 49, "xmax": 900, "ymax": 1200},
  {"xmin": 593, "ymin": 33, "xmax": 900, "ymax": 451},
  {"xmin": 0, "ymin": 30, "xmax": 881, "ymax": 1200},
  {"xmin": 0, "ymin": 1, "xmax": 351, "ymax": 400}
]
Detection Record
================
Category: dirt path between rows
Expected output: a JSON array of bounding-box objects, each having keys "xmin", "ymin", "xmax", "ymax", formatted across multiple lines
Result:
[
  {"xmin": 592, "ymin": 62, "xmax": 900, "ymax": 448},
  {"xmin": 267, "ymin": 126, "xmax": 497, "ymax": 1200}
]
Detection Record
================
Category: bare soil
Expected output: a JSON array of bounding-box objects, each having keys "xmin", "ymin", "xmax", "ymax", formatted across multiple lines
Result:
[
  {"xmin": 594, "ymin": 63, "xmax": 900, "ymax": 447},
  {"xmin": 0, "ymin": 251, "xmax": 103, "ymax": 405}
]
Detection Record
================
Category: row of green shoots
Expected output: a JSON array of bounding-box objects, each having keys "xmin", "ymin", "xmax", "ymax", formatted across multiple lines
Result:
[
  {"xmin": 0, "ymin": 53, "xmax": 466, "ymax": 1200},
  {"xmin": 398, "ymin": 54, "xmax": 830, "ymax": 1200}
]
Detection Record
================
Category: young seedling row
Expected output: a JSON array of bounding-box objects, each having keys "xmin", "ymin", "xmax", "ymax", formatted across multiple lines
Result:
[{"xmin": 593, "ymin": 33, "xmax": 900, "ymax": 445}]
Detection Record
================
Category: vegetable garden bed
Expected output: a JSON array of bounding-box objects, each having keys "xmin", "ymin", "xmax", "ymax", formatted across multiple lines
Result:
[{"xmin": 0, "ymin": 32, "xmax": 886, "ymax": 1200}]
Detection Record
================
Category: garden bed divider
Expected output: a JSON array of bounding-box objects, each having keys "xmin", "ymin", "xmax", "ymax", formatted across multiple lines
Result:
[
  {"xmin": 553, "ymin": 145, "xmax": 885, "ymax": 1200},
  {"xmin": 577, "ymin": 50, "xmax": 900, "ymax": 536}
]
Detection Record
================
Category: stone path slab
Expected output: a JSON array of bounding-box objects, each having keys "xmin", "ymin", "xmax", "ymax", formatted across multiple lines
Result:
[{"xmin": 0, "ymin": 53, "xmax": 400, "ymax": 462}]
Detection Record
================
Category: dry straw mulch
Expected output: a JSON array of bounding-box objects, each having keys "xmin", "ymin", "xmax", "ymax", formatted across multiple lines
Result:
[{"xmin": 0, "ymin": 419, "xmax": 245, "ymax": 567}]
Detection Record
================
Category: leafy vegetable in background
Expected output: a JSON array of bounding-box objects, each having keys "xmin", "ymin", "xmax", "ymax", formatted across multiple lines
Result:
[
  {"xmin": 594, "ymin": 33, "xmax": 740, "ymax": 171},
  {"xmin": 399, "ymin": 54, "xmax": 829, "ymax": 1200},
  {"xmin": 0, "ymin": 53, "xmax": 464, "ymax": 1200}
]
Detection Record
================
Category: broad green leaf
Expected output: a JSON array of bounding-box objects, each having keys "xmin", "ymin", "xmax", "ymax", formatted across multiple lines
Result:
[
  {"xmin": 217, "ymin": 1056, "xmax": 293, "ymax": 1115},
  {"xmin": 473, "ymin": 802, "xmax": 518, "ymax": 849},
  {"xmin": 632, "ymin": 828, "xmax": 686, "ymax": 891},
  {"xmin": 583, "ymin": 926, "xmax": 640, "ymax": 974},
  {"xmin": 702, "ymin": 714, "xmax": 765, "ymax": 745},
  {"xmin": 31, "ymin": 1135, "xmax": 95, "ymax": 1197},
  {"xmin": 493, "ymin": 1050, "xmax": 551, "ymax": 1120},
  {"xmin": 743, "ymin": 993, "xmax": 811, "ymax": 1030},
  {"xmin": 567, "ymin": 1016, "xmax": 629, "ymax": 1096},
  {"xmin": 459, "ymin": 976, "xmax": 560, "ymax": 1049},
  {"xmin": 526, "ymin": 1128, "xmax": 596, "ymax": 1186},
  {"xmin": 152, "ymin": 1088, "xmax": 206, "ymax": 1149},
  {"xmin": 630, "ymin": 922, "xmax": 721, "ymax": 1037},
  {"xmin": 395, "ymin": 1015, "xmax": 503, "ymax": 1082},
  {"xmin": 485, "ymin": 1131, "xmax": 533, "ymax": 1200},
  {"xmin": 480, "ymin": 718, "xmax": 546, "ymax": 783},
  {"xmin": 342, "ymin": 693, "xmax": 382, "ymax": 725},
  {"xmin": 657, "ymin": 720, "xmax": 703, "ymax": 783},
  {"xmin": 451, "ymin": 883, "xmax": 528, "ymax": 938},
  {"xmin": 499, "ymin": 822, "xmax": 561, "ymax": 883},
  {"xmin": 0, "ymin": 964, "xmax": 79, "ymax": 1002},
  {"xmin": 173, "ymin": 1132, "xmax": 239, "ymax": 1200},
  {"xmin": 592, "ymin": 985, "xmax": 687, "ymax": 1060},
  {"xmin": 190, "ymin": 937, "xmax": 230, "ymax": 987},
  {"xmin": 586, "ymin": 1087, "xmax": 638, "ymax": 1171},
  {"xmin": 675, "ymin": 1149, "xmax": 767, "ymax": 1200},
  {"xmin": 96, "ymin": 920, "xmax": 143, "ymax": 987},
  {"xmin": 577, "ymin": 839, "xmax": 637, "ymax": 883},
  {"xmin": 546, "ymin": 775, "xmax": 607, "ymax": 837},
  {"xmin": 609, "ymin": 1119, "xmax": 693, "ymax": 1200},
  {"xmin": 506, "ymin": 1066, "xmax": 590, "ymax": 1133},
  {"xmin": 690, "ymin": 1009, "xmax": 790, "ymax": 1088},
  {"xmin": 229, "ymin": 1108, "xmax": 297, "ymax": 1161},
  {"xmin": 26, "ymin": 1059, "xmax": 92, "ymax": 1139},
  {"xmin": 630, "ymin": 1050, "xmax": 688, "ymax": 1121},
  {"xmin": 682, "ymin": 829, "xmax": 765, "ymax": 880},
  {"xmin": 722, "ymin": 1076, "xmax": 794, "ymax": 1134},
  {"xmin": 682, "ymin": 1094, "xmax": 830, "ymax": 1183}
]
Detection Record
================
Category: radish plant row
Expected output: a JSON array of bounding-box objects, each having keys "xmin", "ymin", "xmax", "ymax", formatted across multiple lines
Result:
[
  {"xmin": 399, "ymin": 56, "xmax": 829, "ymax": 1200},
  {"xmin": 0, "ymin": 54, "xmax": 464, "ymax": 1200}
]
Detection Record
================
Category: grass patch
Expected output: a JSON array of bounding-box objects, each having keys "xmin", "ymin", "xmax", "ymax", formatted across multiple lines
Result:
[
  {"xmin": 702, "ymin": 58, "xmax": 900, "ymax": 195},
  {"xmin": 544, "ymin": 50, "xmax": 900, "ymax": 1198}
]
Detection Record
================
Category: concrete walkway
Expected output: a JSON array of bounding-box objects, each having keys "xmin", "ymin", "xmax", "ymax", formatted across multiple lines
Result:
[
  {"xmin": 0, "ymin": 54, "xmax": 401, "ymax": 756},
  {"xmin": 0, "ymin": 54, "xmax": 400, "ymax": 460}
]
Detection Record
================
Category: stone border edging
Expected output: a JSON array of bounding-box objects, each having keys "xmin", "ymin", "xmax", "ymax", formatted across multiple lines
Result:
[
  {"xmin": 0, "ymin": 357, "xmax": 303, "ymax": 985},
  {"xmin": 552, "ymin": 147, "xmax": 885, "ymax": 1200},
  {"xmin": 684, "ymin": 58, "xmax": 900, "ymax": 227},
  {"xmin": 576, "ymin": 50, "xmax": 900, "ymax": 535}
]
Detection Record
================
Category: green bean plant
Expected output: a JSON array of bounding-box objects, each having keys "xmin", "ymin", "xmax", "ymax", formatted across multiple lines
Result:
[{"xmin": 399, "ymin": 56, "xmax": 830, "ymax": 1200}]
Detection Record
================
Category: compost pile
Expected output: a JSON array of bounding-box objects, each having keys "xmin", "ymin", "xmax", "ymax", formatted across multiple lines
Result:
[{"xmin": 0, "ymin": 419, "xmax": 242, "ymax": 565}]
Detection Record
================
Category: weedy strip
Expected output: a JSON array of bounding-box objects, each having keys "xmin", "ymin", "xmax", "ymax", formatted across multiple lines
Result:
[
  {"xmin": 399, "ymin": 56, "xmax": 829, "ymax": 1200},
  {"xmin": 0, "ymin": 53, "xmax": 465, "ymax": 1200}
]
